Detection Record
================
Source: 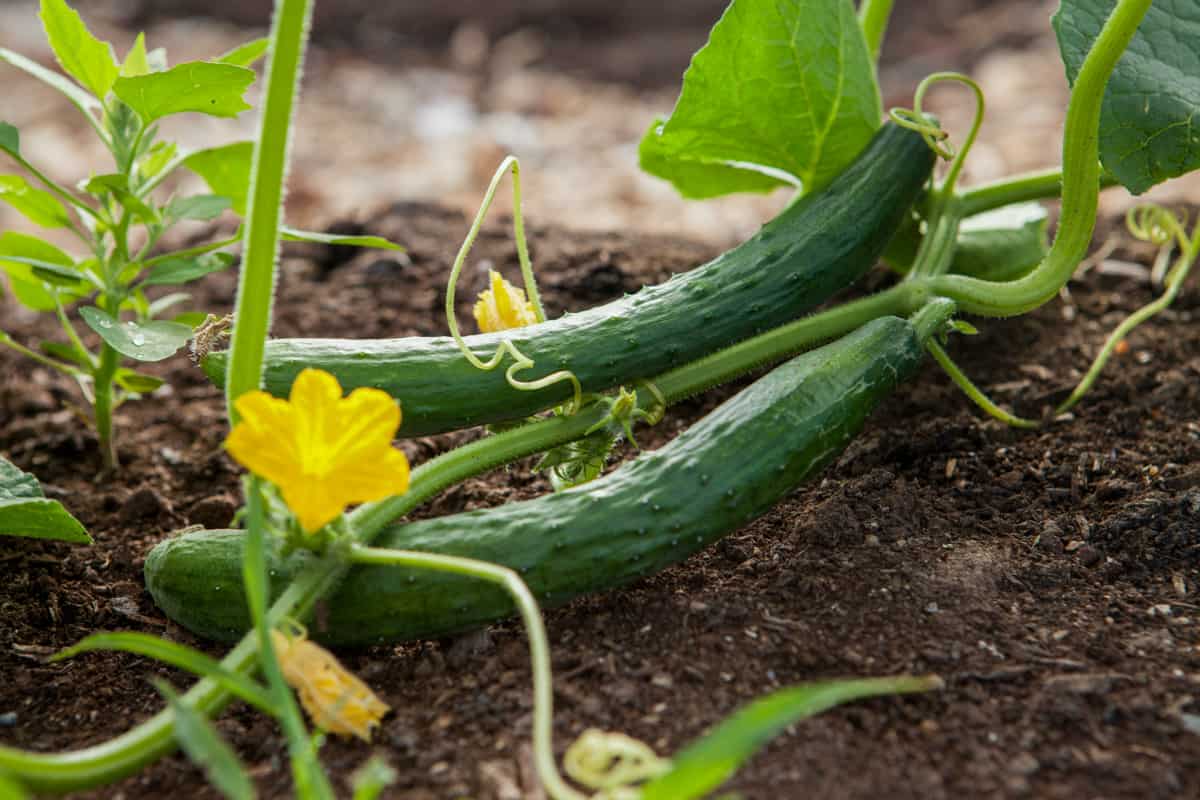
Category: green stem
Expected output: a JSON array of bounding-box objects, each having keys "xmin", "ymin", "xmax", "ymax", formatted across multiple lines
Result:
[
  {"xmin": 224, "ymin": 0, "xmax": 311, "ymax": 422},
  {"xmin": 928, "ymin": 0, "xmax": 1151, "ymax": 316},
  {"xmin": 959, "ymin": 167, "xmax": 1119, "ymax": 217},
  {"xmin": 244, "ymin": 478, "xmax": 334, "ymax": 800},
  {"xmin": 91, "ymin": 292, "xmax": 122, "ymax": 474},
  {"xmin": 0, "ymin": 331, "xmax": 84, "ymax": 378},
  {"xmin": 927, "ymin": 339, "xmax": 1039, "ymax": 428},
  {"xmin": 858, "ymin": 0, "xmax": 894, "ymax": 64},
  {"xmin": 1056, "ymin": 233, "xmax": 1200, "ymax": 416},
  {"xmin": 348, "ymin": 546, "xmax": 585, "ymax": 800}
]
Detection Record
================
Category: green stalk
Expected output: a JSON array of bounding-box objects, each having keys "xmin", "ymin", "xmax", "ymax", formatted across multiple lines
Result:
[
  {"xmin": 959, "ymin": 167, "xmax": 1119, "ymax": 217},
  {"xmin": 347, "ymin": 546, "xmax": 586, "ymax": 800},
  {"xmin": 224, "ymin": 0, "xmax": 311, "ymax": 422},
  {"xmin": 928, "ymin": 0, "xmax": 1152, "ymax": 316}
]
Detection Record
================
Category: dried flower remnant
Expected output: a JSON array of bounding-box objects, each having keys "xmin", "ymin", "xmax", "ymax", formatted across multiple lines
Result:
[{"xmin": 271, "ymin": 629, "xmax": 389, "ymax": 740}]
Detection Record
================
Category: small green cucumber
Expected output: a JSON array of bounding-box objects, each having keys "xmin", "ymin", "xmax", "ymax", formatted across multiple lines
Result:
[
  {"xmin": 148, "ymin": 316, "xmax": 926, "ymax": 647},
  {"xmin": 203, "ymin": 124, "xmax": 934, "ymax": 437}
]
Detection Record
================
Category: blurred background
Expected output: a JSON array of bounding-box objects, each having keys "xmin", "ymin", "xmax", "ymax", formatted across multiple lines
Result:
[{"xmin": 0, "ymin": 0, "xmax": 1184, "ymax": 246}]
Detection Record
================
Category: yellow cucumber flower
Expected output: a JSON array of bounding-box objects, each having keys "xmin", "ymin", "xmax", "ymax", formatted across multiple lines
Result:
[
  {"xmin": 225, "ymin": 368, "xmax": 410, "ymax": 533},
  {"xmin": 474, "ymin": 269, "xmax": 538, "ymax": 332},
  {"xmin": 271, "ymin": 629, "xmax": 389, "ymax": 741}
]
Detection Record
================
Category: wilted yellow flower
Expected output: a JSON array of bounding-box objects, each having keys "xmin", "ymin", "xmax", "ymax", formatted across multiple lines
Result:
[
  {"xmin": 271, "ymin": 629, "xmax": 389, "ymax": 741},
  {"xmin": 225, "ymin": 368, "xmax": 410, "ymax": 533},
  {"xmin": 474, "ymin": 270, "xmax": 538, "ymax": 332}
]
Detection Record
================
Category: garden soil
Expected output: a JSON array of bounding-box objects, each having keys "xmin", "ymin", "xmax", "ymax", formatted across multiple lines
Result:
[{"xmin": 1, "ymin": 202, "xmax": 1198, "ymax": 799}]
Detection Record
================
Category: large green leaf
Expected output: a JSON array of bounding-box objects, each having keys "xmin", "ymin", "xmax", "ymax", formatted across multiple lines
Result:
[
  {"xmin": 1055, "ymin": 0, "xmax": 1200, "ymax": 194},
  {"xmin": 38, "ymin": 0, "xmax": 118, "ymax": 99},
  {"xmin": 639, "ymin": 0, "xmax": 881, "ymax": 199},
  {"xmin": 183, "ymin": 142, "xmax": 253, "ymax": 215},
  {"xmin": 0, "ymin": 456, "xmax": 91, "ymax": 544},
  {"xmin": 113, "ymin": 62, "xmax": 254, "ymax": 123},
  {"xmin": 641, "ymin": 675, "xmax": 942, "ymax": 800},
  {"xmin": 79, "ymin": 306, "xmax": 192, "ymax": 362},
  {"xmin": 0, "ymin": 175, "xmax": 71, "ymax": 228}
]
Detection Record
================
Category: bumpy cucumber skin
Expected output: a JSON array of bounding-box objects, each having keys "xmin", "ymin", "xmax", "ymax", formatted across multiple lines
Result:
[
  {"xmin": 203, "ymin": 125, "xmax": 933, "ymax": 437},
  {"xmin": 149, "ymin": 317, "xmax": 925, "ymax": 647}
]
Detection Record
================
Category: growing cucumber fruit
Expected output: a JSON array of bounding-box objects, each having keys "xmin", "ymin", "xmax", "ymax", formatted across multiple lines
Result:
[
  {"xmin": 149, "ymin": 316, "xmax": 927, "ymax": 647},
  {"xmin": 203, "ymin": 124, "xmax": 934, "ymax": 437}
]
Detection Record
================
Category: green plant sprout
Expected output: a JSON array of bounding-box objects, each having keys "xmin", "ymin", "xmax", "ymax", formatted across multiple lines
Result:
[{"xmin": 0, "ymin": 0, "xmax": 399, "ymax": 473}]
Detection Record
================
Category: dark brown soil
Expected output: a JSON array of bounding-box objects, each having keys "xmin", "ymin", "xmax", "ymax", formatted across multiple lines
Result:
[{"xmin": 2, "ymin": 198, "xmax": 1198, "ymax": 799}]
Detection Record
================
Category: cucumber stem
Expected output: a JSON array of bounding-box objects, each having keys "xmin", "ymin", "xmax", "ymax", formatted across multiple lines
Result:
[
  {"xmin": 928, "ymin": 0, "xmax": 1152, "ymax": 316},
  {"xmin": 347, "ymin": 546, "xmax": 587, "ymax": 800}
]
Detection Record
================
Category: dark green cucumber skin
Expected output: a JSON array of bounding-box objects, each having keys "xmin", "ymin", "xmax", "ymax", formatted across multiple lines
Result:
[
  {"xmin": 203, "ymin": 125, "xmax": 933, "ymax": 437},
  {"xmin": 149, "ymin": 317, "xmax": 925, "ymax": 647}
]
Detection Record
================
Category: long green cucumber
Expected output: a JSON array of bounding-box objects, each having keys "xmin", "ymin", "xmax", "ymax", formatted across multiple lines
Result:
[
  {"xmin": 149, "ymin": 316, "xmax": 927, "ymax": 646},
  {"xmin": 203, "ymin": 124, "xmax": 933, "ymax": 436}
]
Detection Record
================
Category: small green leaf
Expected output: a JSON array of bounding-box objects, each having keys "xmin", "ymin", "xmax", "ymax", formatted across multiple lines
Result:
[
  {"xmin": 79, "ymin": 306, "xmax": 192, "ymax": 362},
  {"xmin": 641, "ymin": 675, "xmax": 943, "ymax": 800},
  {"xmin": 0, "ymin": 175, "xmax": 72, "ymax": 228},
  {"xmin": 40, "ymin": 340, "xmax": 93, "ymax": 369},
  {"xmin": 0, "ymin": 47, "xmax": 103, "ymax": 117},
  {"xmin": 281, "ymin": 226, "xmax": 404, "ymax": 250},
  {"xmin": 113, "ymin": 62, "xmax": 255, "ymax": 123},
  {"xmin": 639, "ymin": 0, "xmax": 880, "ymax": 199},
  {"xmin": 0, "ymin": 456, "xmax": 91, "ymax": 544},
  {"xmin": 218, "ymin": 38, "xmax": 269, "ymax": 68},
  {"xmin": 114, "ymin": 368, "xmax": 165, "ymax": 394},
  {"xmin": 54, "ymin": 632, "xmax": 274, "ymax": 711},
  {"xmin": 121, "ymin": 32, "xmax": 150, "ymax": 77},
  {"xmin": 0, "ymin": 123, "xmax": 20, "ymax": 159},
  {"xmin": 83, "ymin": 173, "xmax": 157, "ymax": 222},
  {"xmin": 154, "ymin": 680, "xmax": 257, "ymax": 800},
  {"xmin": 1055, "ymin": 0, "xmax": 1200, "ymax": 193},
  {"xmin": 0, "ymin": 232, "xmax": 85, "ymax": 311},
  {"xmin": 165, "ymin": 194, "xmax": 232, "ymax": 222},
  {"xmin": 38, "ymin": 0, "xmax": 119, "ymax": 98},
  {"xmin": 146, "ymin": 291, "xmax": 191, "ymax": 317},
  {"xmin": 143, "ymin": 253, "xmax": 235, "ymax": 286},
  {"xmin": 29, "ymin": 261, "xmax": 85, "ymax": 287},
  {"xmin": 183, "ymin": 141, "xmax": 252, "ymax": 215},
  {"xmin": 137, "ymin": 141, "xmax": 178, "ymax": 181}
]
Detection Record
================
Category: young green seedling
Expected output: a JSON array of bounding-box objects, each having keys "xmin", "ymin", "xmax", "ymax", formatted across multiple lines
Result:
[{"xmin": 0, "ymin": 0, "xmax": 400, "ymax": 473}]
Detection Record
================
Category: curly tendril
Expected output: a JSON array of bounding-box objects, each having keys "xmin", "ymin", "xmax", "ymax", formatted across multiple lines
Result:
[
  {"xmin": 445, "ymin": 156, "xmax": 583, "ymax": 412},
  {"xmin": 888, "ymin": 72, "xmax": 986, "ymax": 197},
  {"xmin": 562, "ymin": 728, "xmax": 671, "ymax": 798}
]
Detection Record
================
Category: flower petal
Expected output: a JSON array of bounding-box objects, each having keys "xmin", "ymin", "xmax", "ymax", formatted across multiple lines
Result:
[
  {"xmin": 226, "ymin": 391, "xmax": 302, "ymax": 487},
  {"xmin": 324, "ymin": 447, "xmax": 410, "ymax": 505},
  {"xmin": 281, "ymin": 479, "xmax": 346, "ymax": 533}
]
